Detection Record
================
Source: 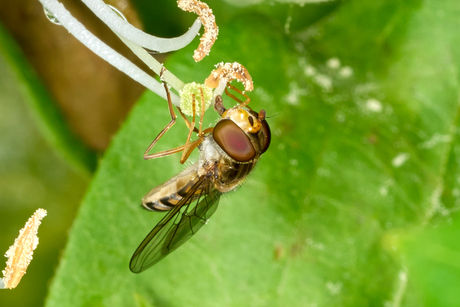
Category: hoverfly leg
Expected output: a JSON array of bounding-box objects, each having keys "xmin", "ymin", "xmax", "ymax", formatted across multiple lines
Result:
[
  {"xmin": 180, "ymin": 93, "xmax": 197, "ymax": 163},
  {"xmin": 179, "ymin": 87, "xmax": 209, "ymax": 164},
  {"xmin": 201, "ymin": 127, "xmax": 214, "ymax": 135},
  {"xmin": 144, "ymin": 69, "xmax": 201, "ymax": 161},
  {"xmin": 180, "ymin": 138, "xmax": 204, "ymax": 163},
  {"xmin": 213, "ymin": 164, "xmax": 219, "ymax": 180},
  {"xmin": 198, "ymin": 88, "xmax": 206, "ymax": 135},
  {"xmin": 224, "ymin": 83, "xmax": 252, "ymax": 109},
  {"xmin": 144, "ymin": 69, "xmax": 177, "ymax": 160},
  {"xmin": 177, "ymin": 107, "xmax": 199, "ymax": 133}
]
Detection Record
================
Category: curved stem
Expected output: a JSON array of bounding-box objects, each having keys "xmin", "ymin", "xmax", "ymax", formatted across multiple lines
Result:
[
  {"xmin": 80, "ymin": 0, "xmax": 202, "ymax": 53},
  {"xmin": 39, "ymin": 0, "xmax": 180, "ymax": 105},
  {"xmin": 117, "ymin": 34, "xmax": 185, "ymax": 93}
]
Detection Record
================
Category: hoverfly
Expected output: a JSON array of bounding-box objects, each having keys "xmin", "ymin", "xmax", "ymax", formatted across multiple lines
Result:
[{"xmin": 129, "ymin": 67, "xmax": 271, "ymax": 273}]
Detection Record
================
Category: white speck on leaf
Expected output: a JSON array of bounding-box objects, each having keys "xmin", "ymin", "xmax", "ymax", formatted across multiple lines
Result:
[
  {"xmin": 379, "ymin": 179, "xmax": 394, "ymax": 197},
  {"xmin": 326, "ymin": 57, "xmax": 341, "ymax": 69},
  {"xmin": 304, "ymin": 65, "xmax": 316, "ymax": 77},
  {"xmin": 365, "ymin": 98, "xmax": 383, "ymax": 112},
  {"xmin": 326, "ymin": 281, "xmax": 342, "ymax": 295},
  {"xmin": 314, "ymin": 74, "xmax": 332, "ymax": 92},
  {"xmin": 380, "ymin": 186, "xmax": 388, "ymax": 196},
  {"xmin": 392, "ymin": 153, "xmax": 410, "ymax": 168},
  {"xmin": 284, "ymin": 82, "xmax": 307, "ymax": 105},
  {"xmin": 339, "ymin": 66, "xmax": 353, "ymax": 78},
  {"xmin": 425, "ymin": 182, "xmax": 445, "ymax": 223},
  {"xmin": 419, "ymin": 134, "xmax": 452, "ymax": 149}
]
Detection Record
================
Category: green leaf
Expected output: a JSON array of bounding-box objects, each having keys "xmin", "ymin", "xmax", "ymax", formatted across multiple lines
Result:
[
  {"xmin": 390, "ymin": 216, "xmax": 460, "ymax": 307},
  {"xmin": 0, "ymin": 22, "xmax": 97, "ymax": 175},
  {"xmin": 46, "ymin": 0, "xmax": 460, "ymax": 306}
]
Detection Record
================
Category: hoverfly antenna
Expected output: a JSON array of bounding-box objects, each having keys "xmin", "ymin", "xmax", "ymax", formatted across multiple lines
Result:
[
  {"xmin": 264, "ymin": 113, "xmax": 279, "ymax": 119},
  {"xmin": 258, "ymin": 110, "xmax": 266, "ymax": 121},
  {"xmin": 214, "ymin": 95, "xmax": 226, "ymax": 116}
]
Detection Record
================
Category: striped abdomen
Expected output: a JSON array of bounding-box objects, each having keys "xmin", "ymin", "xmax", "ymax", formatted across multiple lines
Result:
[
  {"xmin": 214, "ymin": 159, "xmax": 256, "ymax": 193},
  {"xmin": 142, "ymin": 163, "xmax": 201, "ymax": 212}
]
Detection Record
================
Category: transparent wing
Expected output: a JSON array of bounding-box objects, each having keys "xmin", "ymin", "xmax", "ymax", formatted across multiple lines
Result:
[{"xmin": 130, "ymin": 176, "xmax": 221, "ymax": 273}]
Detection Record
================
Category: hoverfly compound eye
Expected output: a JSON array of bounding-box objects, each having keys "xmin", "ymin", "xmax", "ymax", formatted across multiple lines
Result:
[
  {"xmin": 213, "ymin": 119, "xmax": 256, "ymax": 162},
  {"xmin": 260, "ymin": 118, "xmax": 271, "ymax": 153}
]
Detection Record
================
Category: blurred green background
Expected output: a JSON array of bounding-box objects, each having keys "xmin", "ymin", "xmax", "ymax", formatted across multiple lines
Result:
[
  {"xmin": 1, "ymin": 0, "xmax": 460, "ymax": 306},
  {"xmin": 0, "ymin": 27, "xmax": 88, "ymax": 305}
]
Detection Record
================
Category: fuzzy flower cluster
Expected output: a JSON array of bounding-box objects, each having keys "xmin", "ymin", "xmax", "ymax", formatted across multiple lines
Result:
[{"xmin": 179, "ymin": 83, "xmax": 213, "ymax": 116}]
